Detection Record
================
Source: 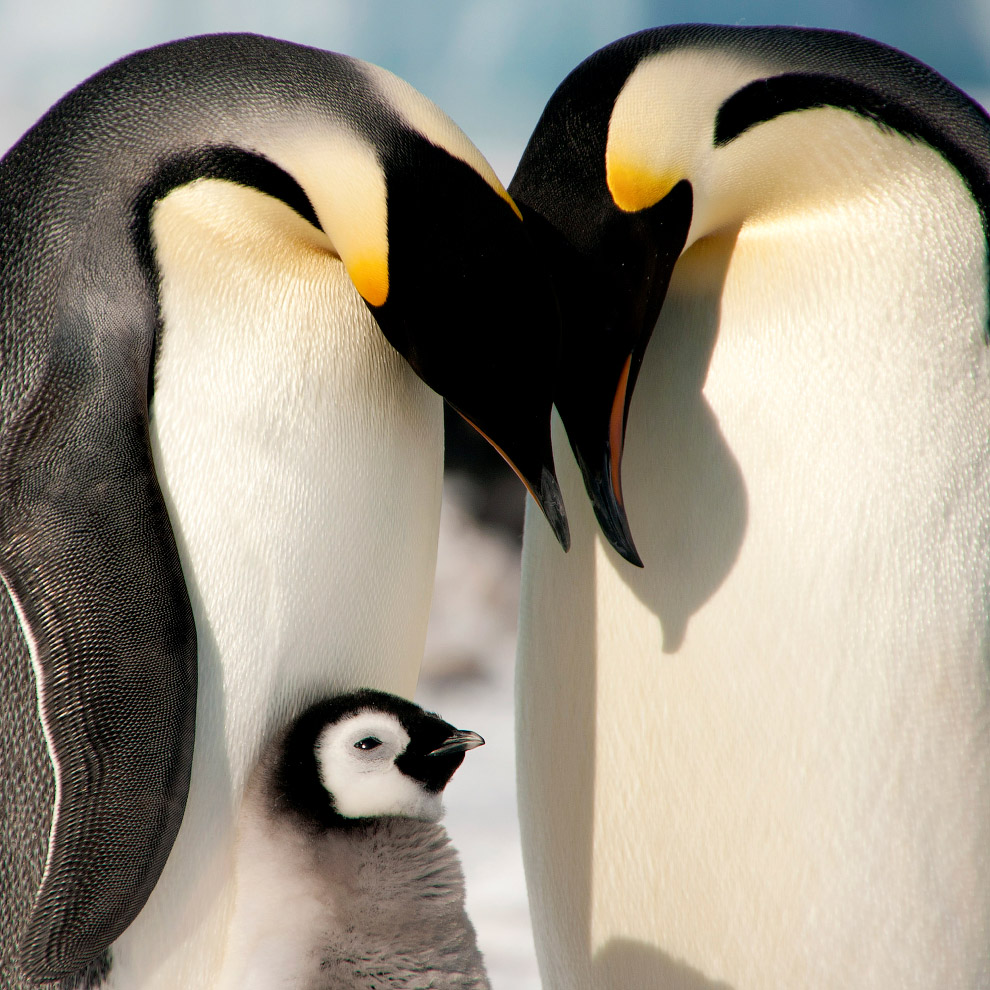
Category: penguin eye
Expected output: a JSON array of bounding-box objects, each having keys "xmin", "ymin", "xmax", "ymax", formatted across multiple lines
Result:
[{"xmin": 354, "ymin": 737, "xmax": 382, "ymax": 751}]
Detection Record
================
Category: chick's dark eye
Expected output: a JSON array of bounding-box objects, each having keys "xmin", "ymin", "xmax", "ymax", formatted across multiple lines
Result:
[{"xmin": 354, "ymin": 737, "xmax": 382, "ymax": 751}]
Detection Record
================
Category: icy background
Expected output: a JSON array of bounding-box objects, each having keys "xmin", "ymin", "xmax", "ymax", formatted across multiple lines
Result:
[{"xmin": 1, "ymin": 3, "xmax": 988, "ymax": 987}]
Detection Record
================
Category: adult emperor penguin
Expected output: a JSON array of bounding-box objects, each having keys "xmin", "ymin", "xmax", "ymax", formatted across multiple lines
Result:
[
  {"xmin": 0, "ymin": 33, "xmax": 567, "ymax": 989},
  {"xmin": 219, "ymin": 689, "xmax": 488, "ymax": 990},
  {"xmin": 510, "ymin": 25, "xmax": 990, "ymax": 990}
]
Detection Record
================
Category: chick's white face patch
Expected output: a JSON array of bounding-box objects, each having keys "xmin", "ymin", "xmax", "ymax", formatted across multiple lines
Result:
[{"xmin": 315, "ymin": 710, "xmax": 443, "ymax": 822}]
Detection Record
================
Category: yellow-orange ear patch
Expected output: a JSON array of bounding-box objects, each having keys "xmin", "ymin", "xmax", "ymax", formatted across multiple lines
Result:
[
  {"xmin": 501, "ymin": 188, "xmax": 524, "ymax": 221},
  {"xmin": 604, "ymin": 50, "xmax": 707, "ymax": 214},
  {"xmin": 347, "ymin": 254, "xmax": 389, "ymax": 308},
  {"xmin": 267, "ymin": 127, "xmax": 391, "ymax": 309},
  {"xmin": 606, "ymin": 154, "xmax": 681, "ymax": 214}
]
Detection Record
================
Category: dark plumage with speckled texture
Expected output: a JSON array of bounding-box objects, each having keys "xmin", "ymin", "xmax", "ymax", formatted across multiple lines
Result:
[
  {"xmin": 1, "ymin": 31, "xmax": 564, "ymax": 985},
  {"xmin": 0, "ymin": 33, "xmax": 436, "ymax": 985}
]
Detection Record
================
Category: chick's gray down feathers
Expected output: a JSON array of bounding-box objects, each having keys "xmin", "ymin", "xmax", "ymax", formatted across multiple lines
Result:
[
  {"xmin": 311, "ymin": 819, "xmax": 489, "ymax": 989},
  {"xmin": 230, "ymin": 697, "xmax": 491, "ymax": 990}
]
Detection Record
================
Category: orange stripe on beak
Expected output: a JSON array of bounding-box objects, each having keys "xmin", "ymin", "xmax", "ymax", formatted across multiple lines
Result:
[
  {"xmin": 457, "ymin": 412, "xmax": 541, "ymax": 506},
  {"xmin": 608, "ymin": 355, "xmax": 632, "ymax": 508}
]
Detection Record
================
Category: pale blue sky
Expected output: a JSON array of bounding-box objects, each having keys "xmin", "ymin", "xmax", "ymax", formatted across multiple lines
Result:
[{"xmin": 1, "ymin": 0, "xmax": 988, "ymax": 178}]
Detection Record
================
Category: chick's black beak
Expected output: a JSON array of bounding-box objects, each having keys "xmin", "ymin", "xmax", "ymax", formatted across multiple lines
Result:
[{"xmin": 428, "ymin": 730, "xmax": 486, "ymax": 757}]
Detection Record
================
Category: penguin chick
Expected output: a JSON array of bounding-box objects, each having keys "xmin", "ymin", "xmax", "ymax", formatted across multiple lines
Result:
[{"xmin": 219, "ymin": 690, "xmax": 490, "ymax": 990}]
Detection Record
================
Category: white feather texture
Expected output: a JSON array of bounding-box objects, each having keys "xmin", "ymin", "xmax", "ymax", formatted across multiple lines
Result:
[
  {"xmin": 105, "ymin": 177, "xmax": 443, "ymax": 989},
  {"xmin": 518, "ymin": 51, "xmax": 990, "ymax": 990}
]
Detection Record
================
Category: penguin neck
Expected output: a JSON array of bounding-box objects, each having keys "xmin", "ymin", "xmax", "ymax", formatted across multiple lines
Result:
[
  {"xmin": 683, "ymin": 107, "xmax": 939, "ymax": 250},
  {"xmin": 666, "ymin": 123, "xmax": 987, "ymax": 351},
  {"xmin": 334, "ymin": 816, "xmax": 463, "ymax": 901},
  {"xmin": 606, "ymin": 48, "xmax": 975, "ymax": 251}
]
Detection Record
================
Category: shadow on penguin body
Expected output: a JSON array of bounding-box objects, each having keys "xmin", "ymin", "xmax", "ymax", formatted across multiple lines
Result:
[
  {"xmin": 220, "ymin": 689, "xmax": 489, "ymax": 990},
  {"xmin": 511, "ymin": 25, "xmax": 990, "ymax": 990},
  {"xmin": 0, "ymin": 34, "xmax": 565, "ymax": 988}
]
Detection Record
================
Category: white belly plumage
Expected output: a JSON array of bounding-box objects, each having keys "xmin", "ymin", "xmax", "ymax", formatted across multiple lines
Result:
[
  {"xmin": 518, "ymin": 140, "xmax": 990, "ymax": 989},
  {"xmin": 106, "ymin": 180, "xmax": 443, "ymax": 988}
]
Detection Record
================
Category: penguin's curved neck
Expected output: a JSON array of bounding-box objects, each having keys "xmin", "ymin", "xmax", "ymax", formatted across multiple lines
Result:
[{"xmin": 606, "ymin": 49, "xmax": 990, "ymax": 266}]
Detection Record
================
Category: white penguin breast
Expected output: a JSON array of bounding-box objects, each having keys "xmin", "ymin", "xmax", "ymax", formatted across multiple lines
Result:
[
  {"xmin": 595, "ymin": 146, "xmax": 990, "ymax": 984},
  {"xmin": 108, "ymin": 180, "xmax": 442, "ymax": 989},
  {"xmin": 149, "ymin": 178, "xmax": 442, "ymax": 785},
  {"xmin": 518, "ymin": 139, "xmax": 990, "ymax": 990}
]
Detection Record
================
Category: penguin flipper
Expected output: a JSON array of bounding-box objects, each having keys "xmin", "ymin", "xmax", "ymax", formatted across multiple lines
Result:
[
  {"xmin": 0, "ymin": 378, "xmax": 197, "ymax": 981},
  {"xmin": 0, "ymin": 583, "xmax": 51, "ymax": 990}
]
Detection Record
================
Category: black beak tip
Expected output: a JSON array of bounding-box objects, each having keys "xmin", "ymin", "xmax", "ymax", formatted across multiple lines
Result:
[
  {"xmin": 593, "ymin": 500, "xmax": 643, "ymax": 567},
  {"xmin": 588, "ymin": 468, "xmax": 643, "ymax": 567},
  {"xmin": 428, "ymin": 730, "xmax": 486, "ymax": 757},
  {"xmin": 535, "ymin": 465, "xmax": 571, "ymax": 553}
]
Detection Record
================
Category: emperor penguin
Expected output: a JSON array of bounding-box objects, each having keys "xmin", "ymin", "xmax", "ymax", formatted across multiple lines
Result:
[
  {"xmin": 510, "ymin": 25, "xmax": 990, "ymax": 989},
  {"xmin": 0, "ymin": 34, "xmax": 567, "ymax": 989},
  {"xmin": 220, "ymin": 689, "xmax": 488, "ymax": 990}
]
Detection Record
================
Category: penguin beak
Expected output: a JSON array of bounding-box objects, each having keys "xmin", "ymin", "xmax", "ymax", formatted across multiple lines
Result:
[
  {"xmin": 428, "ymin": 730, "xmax": 485, "ymax": 757},
  {"xmin": 531, "ymin": 465, "xmax": 570, "ymax": 552},
  {"xmin": 362, "ymin": 139, "xmax": 572, "ymax": 555},
  {"xmin": 582, "ymin": 355, "xmax": 642, "ymax": 566},
  {"xmin": 512, "ymin": 182, "xmax": 694, "ymax": 568},
  {"xmin": 455, "ymin": 409, "xmax": 569, "ymax": 552},
  {"xmin": 560, "ymin": 361, "xmax": 642, "ymax": 567}
]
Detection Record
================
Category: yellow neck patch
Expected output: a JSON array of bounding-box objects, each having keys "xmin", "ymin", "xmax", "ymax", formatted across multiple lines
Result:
[
  {"xmin": 605, "ymin": 156, "xmax": 682, "ymax": 214},
  {"xmin": 268, "ymin": 126, "xmax": 390, "ymax": 308},
  {"xmin": 604, "ymin": 49, "xmax": 781, "ymax": 218},
  {"xmin": 346, "ymin": 254, "xmax": 389, "ymax": 309},
  {"xmin": 604, "ymin": 52, "xmax": 695, "ymax": 214},
  {"xmin": 263, "ymin": 58, "xmax": 527, "ymax": 310}
]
